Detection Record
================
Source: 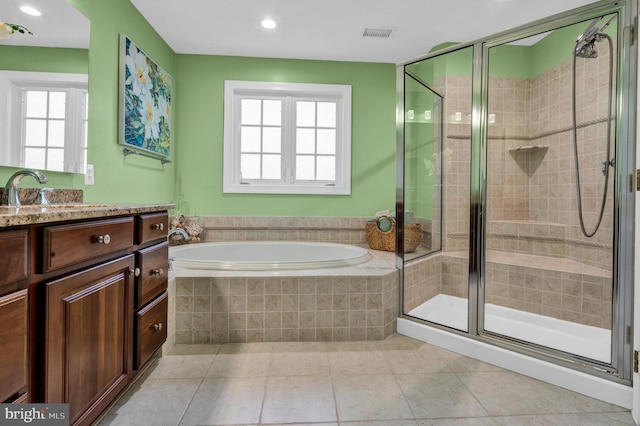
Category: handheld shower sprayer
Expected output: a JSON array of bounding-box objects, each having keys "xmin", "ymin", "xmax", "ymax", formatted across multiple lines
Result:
[{"xmin": 571, "ymin": 14, "xmax": 616, "ymax": 238}]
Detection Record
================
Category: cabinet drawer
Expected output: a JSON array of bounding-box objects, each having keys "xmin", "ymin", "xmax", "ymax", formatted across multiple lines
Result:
[
  {"xmin": 0, "ymin": 229, "xmax": 28, "ymax": 295},
  {"xmin": 136, "ymin": 242, "xmax": 168, "ymax": 308},
  {"xmin": 137, "ymin": 213, "xmax": 168, "ymax": 246},
  {"xmin": 136, "ymin": 291, "xmax": 168, "ymax": 369},
  {"xmin": 0, "ymin": 289, "xmax": 28, "ymax": 402},
  {"xmin": 43, "ymin": 217, "xmax": 134, "ymax": 272}
]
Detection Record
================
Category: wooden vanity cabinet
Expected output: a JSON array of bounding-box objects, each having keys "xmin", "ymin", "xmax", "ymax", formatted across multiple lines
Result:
[
  {"xmin": 36, "ymin": 216, "xmax": 136, "ymax": 426},
  {"xmin": 134, "ymin": 212, "xmax": 169, "ymax": 370},
  {"xmin": 1, "ymin": 208, "xmax": 170, "ymax": 425},
  {"xmin": 0, "ymin": 228, "xmax": 29, "ymax": 403}
]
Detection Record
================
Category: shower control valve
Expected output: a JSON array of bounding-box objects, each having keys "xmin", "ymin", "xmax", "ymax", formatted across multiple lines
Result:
[{"xmin": 601, "ymin": 158, "xmax": 615, "ymax": 176}]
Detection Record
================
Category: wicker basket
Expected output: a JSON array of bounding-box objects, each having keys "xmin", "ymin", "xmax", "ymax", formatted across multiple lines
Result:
[{"xmin": 365, "ymin": 216, "xmax": 422, "ymax": 253}]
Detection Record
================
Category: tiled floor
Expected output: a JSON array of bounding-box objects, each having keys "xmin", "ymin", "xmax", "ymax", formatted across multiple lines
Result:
[{"xmin": 97, "ymin": 334, "xmax": 634, "ymax": 425}]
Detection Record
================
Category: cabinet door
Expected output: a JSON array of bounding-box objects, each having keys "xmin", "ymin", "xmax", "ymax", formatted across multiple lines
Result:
[
  {"xmin": 0, "ymin": 289, "xmax": 28, "ymax": 402},
  {"xmin": 136, "ymin": 291, "xmax": 168, "ymax": 369},
  {"xmin": 0, "ymin": 229, "xmax": 28, "ymax": 296},
  {"xmin": 136, "ymin": 241, "xmax": 168, "ymax": 308},
  {"xmin": 45, "ymin": 255, "xmax": 134, "ymax": 426}
]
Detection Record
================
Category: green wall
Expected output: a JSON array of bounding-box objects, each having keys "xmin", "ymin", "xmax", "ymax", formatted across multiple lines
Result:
[
  {"xmin": 0, "ymin": 46, "xmax": 87, "ymax": 73},
  {"xmin": 0, "ymin": 0, "xmax": 176, "ymax": 204},
  {"xmin": 174, "ymin": 55, "xmax": 396, "ymax": 217},
  {"xmin": 0, "ymin": 0, "xmax": 396, "ymax": 217}
]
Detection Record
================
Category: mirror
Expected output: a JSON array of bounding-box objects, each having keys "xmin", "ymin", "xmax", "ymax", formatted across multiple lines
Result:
[{"xmin": 0, "ymin": 0, "xmax": 89, "ymax": 174}]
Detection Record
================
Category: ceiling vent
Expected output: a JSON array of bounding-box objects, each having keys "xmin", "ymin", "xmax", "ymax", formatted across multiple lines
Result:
[{"xmin": 362, "ymin": 27, "xmax": 395, "ymax": 38}]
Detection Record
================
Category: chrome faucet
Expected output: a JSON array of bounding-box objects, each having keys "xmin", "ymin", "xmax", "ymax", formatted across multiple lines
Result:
[
  {"xmin": 168, "ymin": 227, "xmax": 190, "ymax": 241},
  {"xmin": 4, "ymin": 169, "xmax": 48, "ymax": 206}
]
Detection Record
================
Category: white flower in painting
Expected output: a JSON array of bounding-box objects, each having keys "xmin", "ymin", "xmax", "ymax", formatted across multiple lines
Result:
[
  {"xmin": 0, "ymin": 23, "xmax": 13, "ymax": 40},
  {"xmin": 125, "ymin": 44, "xmax": 152, "ymax": 96},
  {"xmin": 157, "ymin": 94, "xmax": 170, "ymax": 121},
  {"xmin": 139, "ymin": 93, "xmax": 160, "ymax": 140}
]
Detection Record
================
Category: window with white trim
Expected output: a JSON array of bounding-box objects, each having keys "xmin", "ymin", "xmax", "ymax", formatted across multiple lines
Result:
[
  {"xmin": 223, "ymin": 80, "xmax": 352, "ymax": 194},
  {"xmin": 0, "ymin": 71, "xmax": 88, "ymax": 174},
  {"xmin": 21, "ymin": 87, "xmax": 88, "ymax": 173}
]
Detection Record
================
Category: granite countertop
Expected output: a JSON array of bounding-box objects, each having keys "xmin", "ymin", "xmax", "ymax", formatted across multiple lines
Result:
[{"xmin": 0, "ymin": 203, "xmax": 175, "ymax": 228}]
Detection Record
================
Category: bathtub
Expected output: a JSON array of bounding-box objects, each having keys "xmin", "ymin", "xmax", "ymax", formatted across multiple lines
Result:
[{"xmin": 169, "ymin": 241, "xmax": 371, "ymax": 270}]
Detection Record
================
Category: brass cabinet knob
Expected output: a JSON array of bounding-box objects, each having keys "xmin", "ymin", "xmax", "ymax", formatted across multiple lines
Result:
[
  {"xmin": 152, "ymin": 268, "xmax": 164, "ymax": 276},
  {"xmin": 152, "ymin": 223, "xmax": 164, "ymax": 230},
  {"xmin": 152, "ymin": 323, "xmax": 163, "ymax": 332}
]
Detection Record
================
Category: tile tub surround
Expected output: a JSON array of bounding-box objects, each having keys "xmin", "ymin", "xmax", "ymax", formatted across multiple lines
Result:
[
  {"xmin": 182, "ymin": 215, "xmax": 373, "ymax": 245},
  {"xmin": 167, "ymin": 248, "xmax": 399, "ymax": 344}
]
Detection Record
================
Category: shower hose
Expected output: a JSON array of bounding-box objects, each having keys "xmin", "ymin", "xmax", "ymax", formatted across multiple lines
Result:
[{"xmin": 571, "ymin": 33, "xmax": 614, "ymax": 238}]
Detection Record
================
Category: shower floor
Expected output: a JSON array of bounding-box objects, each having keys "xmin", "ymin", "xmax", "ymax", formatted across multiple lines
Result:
[{"xmin": 408, "ymin": 294, "xmax": 611, "ymax": 363}]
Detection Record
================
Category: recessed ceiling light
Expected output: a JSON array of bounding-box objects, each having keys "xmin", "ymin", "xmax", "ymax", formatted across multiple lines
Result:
[
  {"xmin": 261, "ymin": 18, "xmax": 277, "ymax": 30},
  {"xmin": 20, "ymin": 6, "xmax": 41, "ymax": 16}
]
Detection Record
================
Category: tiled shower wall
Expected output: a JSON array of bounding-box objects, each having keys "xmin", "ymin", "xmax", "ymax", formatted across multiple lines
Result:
[
  {"xmin": 404, "ymin": 45, "xmax": 615, "ymax": 329},
  {"xmin": 486, "ymin": 45, "xmax": 615, "ymax": 271},
  {"xmin": 404, "ymin": 252, "xmax": 611, "ymax": 329}
]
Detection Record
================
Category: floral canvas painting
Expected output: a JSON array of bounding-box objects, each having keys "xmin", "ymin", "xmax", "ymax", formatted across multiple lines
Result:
[{"xmin": 119, "ymin": 34, "xmax": 171, "ymax": 158}]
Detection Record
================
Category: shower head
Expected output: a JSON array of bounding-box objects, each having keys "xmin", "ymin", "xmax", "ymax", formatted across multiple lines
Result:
[
  {"xmin": 574, "ymin": 15, "xmax": 616, "ymax": 59},
  {"xmin": 576, "ymin": 40, "xmax": 598, "ymax": 58}
]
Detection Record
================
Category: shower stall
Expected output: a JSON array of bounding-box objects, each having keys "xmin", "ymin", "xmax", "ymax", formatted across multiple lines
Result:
[{"xmin": 396, "ymin": 0, "xmax": 636, "ymax": 386}]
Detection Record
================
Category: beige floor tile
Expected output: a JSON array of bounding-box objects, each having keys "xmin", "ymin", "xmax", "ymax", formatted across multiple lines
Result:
[
  {"xmin": 269, "ymin": 351, "xmax": 331, "ymax": 376},
  {"xmin": 206, "ymin": 352, "xmax": 272, "ymax": 377},
  {"xmin": 147, "ymin": 355, "xmax": 214, "ymax": 379},
  {"xmin": 328, "ymin": 349, "xmax": 392, "ymax": 376},
  {"xmin": 383, "ymin": 345, "xmax": 458, "ymax": 374},
  {"xmin": 167, "ymin": 344, "xmax": 221, "ymax": 355},
  {"xmin": 272, "ymin": 341, "xmax": 328, "ymax": 352},
  {"xmin": 417, "ymin": 419, "xmax": 498, "ymax": 425},
  {"xmin": 396, "ymin": 373, "xmax": 488, "ymax": 419},
  {"xmin": 262, "ymin": 376, "xmax": 337, "ymax": 423},
  {"xmin": 97, "ymin": 336, "xmax": 632, "ymax": 426},
  {"xmin": 525, "ymin": 377, "xmax": 626, "ymax": 413},
  {"xmin": 179, "ymin": 377, "xmax": 266, "ymax": 425},
  {"xmin": 267, "ymin": 424, "xmax": 338, "ymax": 426},
  {"xmin": 103, "ymin": 378, "xmax": 200, "ymax": 425},
  {"xmin": 456, "ymin": 371, "xmax": 567, "ymax": 416},
  {"xmin": 491, "ymin": 412, "xmax": 635, "ymax": 425},
  {"xmin": 332, "ymin": 374, "xmax": 414, "ymax": 422},
  {"xmin": 217, "ymin": 342, "xmax": 274, "ymax": 354},
  {"xmin": 345, "ymin": 421, "xmax": 419, "ymax": 426}
]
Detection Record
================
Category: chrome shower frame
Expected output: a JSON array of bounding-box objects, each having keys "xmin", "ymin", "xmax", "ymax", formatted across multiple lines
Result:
[{"xmin": 395, "ymin": 0, "xmax": 636, "ymax": 383}]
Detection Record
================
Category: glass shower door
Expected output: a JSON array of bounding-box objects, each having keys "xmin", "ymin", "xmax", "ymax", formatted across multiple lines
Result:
[
  {"xmin": 482, "ymin": 17, "xmax": 618, "ymax": 363},
  {"xmin": 402, "ymin": 47, "xmax": 473, "ymax": 332}
]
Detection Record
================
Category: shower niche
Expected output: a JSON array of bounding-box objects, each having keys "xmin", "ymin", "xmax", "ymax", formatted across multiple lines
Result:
[{"xmin": 397, "ymin": 0, "xmax": 635, "ymax": 383}]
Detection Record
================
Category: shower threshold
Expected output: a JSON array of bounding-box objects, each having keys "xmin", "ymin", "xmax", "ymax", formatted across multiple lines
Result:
[{"xmin": 408, "ymin": 294, "xmax": 611, "ymax": 363}]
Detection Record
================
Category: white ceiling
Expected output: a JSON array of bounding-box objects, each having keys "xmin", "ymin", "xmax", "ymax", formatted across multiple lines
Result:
[
  {"xmin": 0, "ymin": 0, "xmax": 89, "ymax": 49},
  {"xmin": 130, "ymin": 0, "xmax": 596, "ymax": 64},
  {"xmin": 0, "ymin": 0, "xmax": 597, "ymax": 61}
]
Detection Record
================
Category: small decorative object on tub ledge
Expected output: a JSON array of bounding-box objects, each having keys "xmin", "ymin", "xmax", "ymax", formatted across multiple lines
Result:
[
  {"xmin": 170, "ymin": 214, "xmax": 202, "ymax": 243},
  {"xmin": 365, "ymin": 210, "xmax": 421, "ymax": 252}
]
